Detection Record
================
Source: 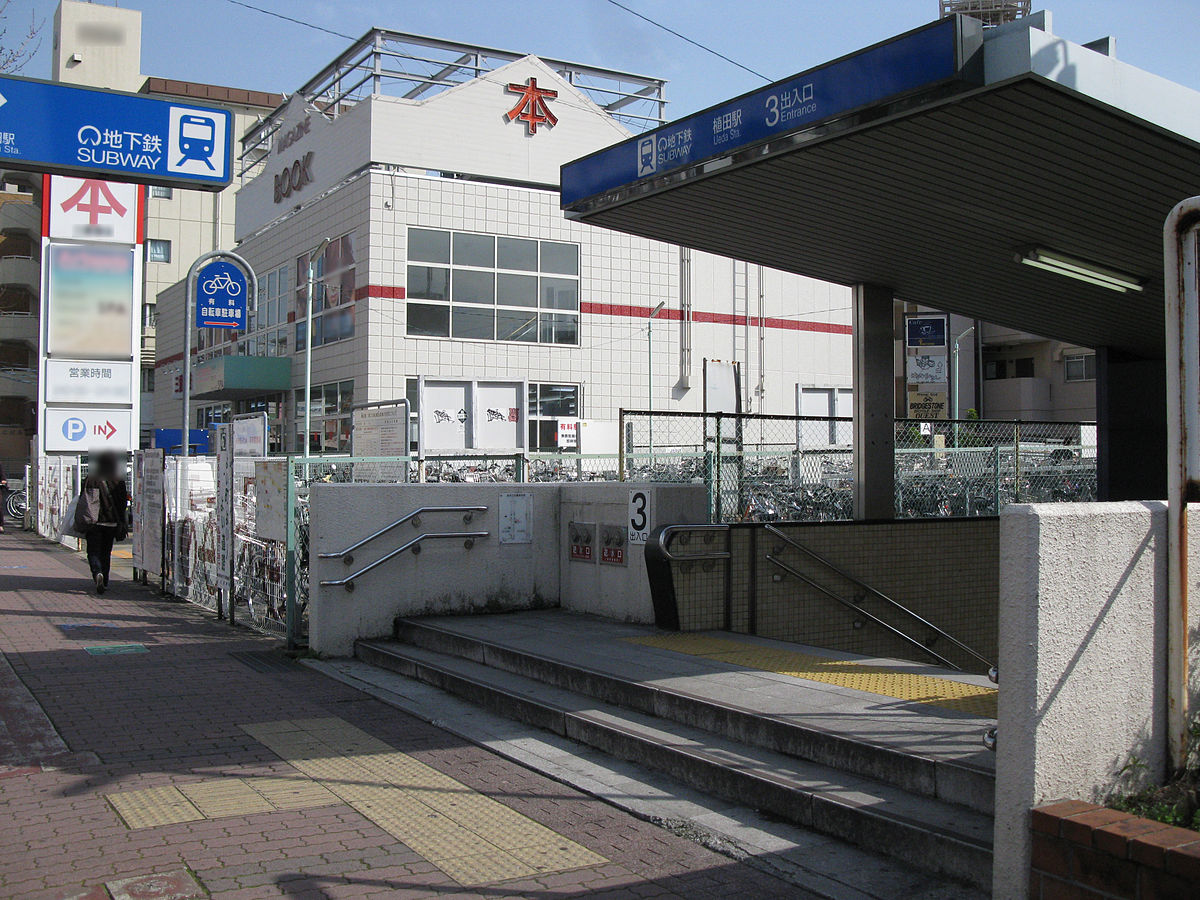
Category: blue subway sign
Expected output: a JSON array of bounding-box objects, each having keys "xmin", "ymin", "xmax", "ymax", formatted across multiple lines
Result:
[
  {"xmin": 0, "ymin": 73, "xmax": 232, "ymax": 191},
  {"xmin": 196, "ymin": 261, "xmax": 247, "ymax": 329},
  {"xmin": 562, "ymin": 17, "xmax": 978, "ymax": 209}
]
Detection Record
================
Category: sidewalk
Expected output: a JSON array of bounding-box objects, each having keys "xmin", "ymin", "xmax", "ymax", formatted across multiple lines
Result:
[{"xmin": 0, "ymin": 528, "xmax": 803, "ymax": 900}]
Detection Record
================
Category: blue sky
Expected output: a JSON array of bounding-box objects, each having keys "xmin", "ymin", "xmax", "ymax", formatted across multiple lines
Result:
[{"xmin": 11, "ymin": 1, "xmax": 1200, "ymax": 119}]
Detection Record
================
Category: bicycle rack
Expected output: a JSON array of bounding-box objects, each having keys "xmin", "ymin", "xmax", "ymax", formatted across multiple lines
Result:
[{"xmin": 318, "ymin": 506, "xmax": 487, "ymax": 567}]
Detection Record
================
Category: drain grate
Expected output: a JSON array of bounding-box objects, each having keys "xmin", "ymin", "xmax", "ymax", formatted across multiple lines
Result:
[{"xmin": 229, "ymin": 650, "xmax": 297, "ymax": 674}]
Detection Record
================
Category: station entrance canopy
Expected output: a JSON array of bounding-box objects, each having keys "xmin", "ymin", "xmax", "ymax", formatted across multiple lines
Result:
[{"xmin": 561, "ymin": 12, "xmax": 1200, "ymax": 359}]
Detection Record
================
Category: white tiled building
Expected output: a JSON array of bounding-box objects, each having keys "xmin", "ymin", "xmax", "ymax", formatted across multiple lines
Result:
[{"xmin": 153, "ymin": 31, "xmax": 855, "ymax": 453}]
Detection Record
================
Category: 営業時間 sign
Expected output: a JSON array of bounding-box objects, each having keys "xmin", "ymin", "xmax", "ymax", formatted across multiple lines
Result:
[{"xmin": 0, "ymin": 73, "xmax": 232, "ymax": 191}]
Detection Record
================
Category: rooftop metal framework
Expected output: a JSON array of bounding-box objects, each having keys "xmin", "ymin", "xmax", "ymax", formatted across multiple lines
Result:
[
  {"xmin": 240, "ymin": 29, "xmax": 668, "ymax": 179},
  {"xmin": 939, "ymin": 0, "xmax": 1030, "ymax": 26}
]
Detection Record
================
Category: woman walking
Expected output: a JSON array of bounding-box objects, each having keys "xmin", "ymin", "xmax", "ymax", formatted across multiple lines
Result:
[{"xmin": 78, "ymin": 452, "xmax": 128, "ymax": 594}]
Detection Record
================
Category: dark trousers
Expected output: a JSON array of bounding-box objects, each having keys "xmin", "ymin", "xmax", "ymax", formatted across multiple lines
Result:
[{"xmin": 85, "ymin": 528, "xmax": 116, "ymax": 585}]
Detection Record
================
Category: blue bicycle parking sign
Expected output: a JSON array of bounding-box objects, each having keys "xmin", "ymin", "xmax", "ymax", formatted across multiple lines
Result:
[{"xmin": 196, "ymin": 260, "xmax": 247, "ymax": 329}]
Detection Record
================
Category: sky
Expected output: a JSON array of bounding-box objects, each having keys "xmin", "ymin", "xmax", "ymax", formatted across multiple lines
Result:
[{"xmin": 7, "ymin": 0, "xmax": 1200, "ymax": 121}]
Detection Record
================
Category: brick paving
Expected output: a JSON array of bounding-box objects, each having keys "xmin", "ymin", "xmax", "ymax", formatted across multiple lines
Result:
[{"xmin": 0, "ymin": 530, "xmax": 806, "ymax": 900}]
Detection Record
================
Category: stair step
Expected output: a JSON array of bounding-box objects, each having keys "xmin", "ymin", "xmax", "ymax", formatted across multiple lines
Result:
[
  {"xmin": 357, "ymin": 638, "xmax": 994, "ymax": 890},
  {"xmin": 392, "ymin": 617, "xmax": 994, "ymax": 816}
]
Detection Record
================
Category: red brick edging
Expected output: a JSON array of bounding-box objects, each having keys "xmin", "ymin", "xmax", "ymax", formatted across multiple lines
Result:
[{"xmin": 1031, "ymin": 800, "xmax": 1200, "ymax": 899}]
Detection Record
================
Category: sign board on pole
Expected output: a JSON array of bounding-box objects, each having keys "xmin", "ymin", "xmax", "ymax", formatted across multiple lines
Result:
[
  {"xmin": 232, "ymin": 412, "xmax": 268, "ymax": 457},
  {"xmin": 215, "ymin": 425, "xmax": 233, "ymax": 594},
  {"xmin": 417, "ymin": 378, "xmax": 528, "ymax": 454},
  {"xmin": 195, "ymin": 261, "xmax": 248, "ymax": 329},
  {"xmin": 44, "ymin": 407, "xmax": 132, "ymax": 452},
  {"xmin": 907, "ymin": 390, "xmax": 949, "ymax": 419},
  {"xmin": 906, "ymin": 353, "xmax": 948, "ymax": 384},
  {"xmin": 44, "ymin": 359, "xmax": 134, "ymax": 404},
  {"xmin": 132, "ymin": 448, "xmax": 164, "ymax": 576},
  {"xmin": 0, "ymin": 73, "xmax": 233, "ymax": 190},
  {"xmin": 351, "ymin": 404, "xmax": 409, "ymax": 457},
  {"xmin": 905, "ymin": 315, "xmax": 948, "ymax": 348},
  {"xmin": 45, "ymin": 243, "xmax": 136, "ymax": 359},
  {"xmin": 557, "ymin": 419, "xmax": 579, "ymax": 449},
  {"xmin": 254, "ymin": 459, "xmax": 288, "ymax": 543}
]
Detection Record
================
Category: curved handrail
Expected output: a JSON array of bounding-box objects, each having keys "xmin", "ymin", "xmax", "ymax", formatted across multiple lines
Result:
[
  {"xmin": 655, "ymin": 523, "xmax": 731, "ymax": 561},
  {"xmin": 317, "ymin": 505, "xmax": 487, "ymax": 561},
  {"xmin": 764, "ymin": 524, "xmax": 997, "ymax": 677},
  {"xmin": 320, "ymin": 531, "xmax": 489, "ymax": 588}
]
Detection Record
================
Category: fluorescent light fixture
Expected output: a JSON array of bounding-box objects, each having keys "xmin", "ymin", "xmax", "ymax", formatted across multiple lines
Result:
[{"xmin": 1017, "ymin": 247, "xmax": 1144, "ymax": 293}]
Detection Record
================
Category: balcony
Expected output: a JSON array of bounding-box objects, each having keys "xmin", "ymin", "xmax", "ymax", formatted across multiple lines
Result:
[
  {"xmin": 141, "ymin": 325, "xmax": 156, "ymax": 365},
  {"xmin": 0, "ymin": 367, "xmax": 36, "ymax": 402},
  {"xmin": 0, "ymin": 255, "xmax": 40, "ymax": 293},
  {"xmin": 0, "ymin": 311, "xmax": 36, "ymax": 348}
]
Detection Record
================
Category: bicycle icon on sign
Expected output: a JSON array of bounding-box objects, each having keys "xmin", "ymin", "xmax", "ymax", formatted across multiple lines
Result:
[{"xmin": 202, "ymin": 272, "xmax": 242, "ymax": 296}]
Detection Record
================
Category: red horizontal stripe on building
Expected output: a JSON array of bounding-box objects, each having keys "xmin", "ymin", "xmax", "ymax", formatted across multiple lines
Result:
[{"xmin": 580, "ymin": 300, "xmax": 852, "ymax": 335}]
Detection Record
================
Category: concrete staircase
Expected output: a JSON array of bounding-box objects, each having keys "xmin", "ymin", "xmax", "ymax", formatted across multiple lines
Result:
[{"xmin": 356, "ymin": 615, "xmax": 995, "ymax": 891}]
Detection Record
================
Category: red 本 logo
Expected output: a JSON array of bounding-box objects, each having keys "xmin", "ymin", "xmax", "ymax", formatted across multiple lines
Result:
[{"xmin": 506, "ymin": 77, "xmax": 558, "ymax": 135}]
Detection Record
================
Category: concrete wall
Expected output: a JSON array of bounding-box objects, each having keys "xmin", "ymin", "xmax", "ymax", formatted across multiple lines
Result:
[
  {"xmin": 308, "ymin": 481, "xmax": 706, "ymax": 655},
  {"xmin": 560, "ymin": 482, "xmax": 708, "ymax": 622},
  {"xmin": 993, "ymin": 502, "xmax": 1200, "ymax": 899}
]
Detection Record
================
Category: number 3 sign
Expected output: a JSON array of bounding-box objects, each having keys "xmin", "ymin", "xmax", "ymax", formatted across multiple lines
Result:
[{"xmin": 628, "ymin": 488, "xmax": 651, "ymax": 545}]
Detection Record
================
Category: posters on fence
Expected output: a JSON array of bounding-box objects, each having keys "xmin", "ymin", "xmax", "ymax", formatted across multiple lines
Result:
[
  {"xmin": 255, "ymin": 459, "xmax": 288, "ymax": 543},
  {"xmin": 133, "ymin": 449, "xmax": 164, "ymax": 575}
]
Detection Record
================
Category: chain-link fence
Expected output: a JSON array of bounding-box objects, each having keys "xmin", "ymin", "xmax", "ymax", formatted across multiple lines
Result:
[
  {"xmin": 620, "ymin": 410, "xmax": 1097, "ymax": 522},
  {"xmin": 894, "ymin": 418, "xmax": 1097, "ymax": 517}
]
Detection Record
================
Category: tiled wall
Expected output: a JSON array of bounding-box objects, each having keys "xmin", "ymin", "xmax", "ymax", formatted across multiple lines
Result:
[{"xmin": 669, "ymin": 518, "xmax": 999, "ymax": 673}]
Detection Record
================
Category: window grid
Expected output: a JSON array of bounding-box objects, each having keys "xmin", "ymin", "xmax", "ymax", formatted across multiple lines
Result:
[
  {"xmin": 295, "ymin": 233, "xmax": 357, "ymax": 351},
  {"xmin": 406, "ymin": 227, "xmax": 579, "ymax": 346}
]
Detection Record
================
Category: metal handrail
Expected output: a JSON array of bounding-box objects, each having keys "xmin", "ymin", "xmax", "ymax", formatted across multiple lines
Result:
[
  {"xmin": 765, "ymin": 554, "xmax": 960, "ymax": 670},
  {"xmin": 764, "ymin": 524, "xmax": 997, "ymax": 678},
  {"xmin": 320, "ymin": 531, "xmax": 488, "ymax": 589},
  {"xmin": 656, "ymin": 523, "xmax": 731, "ymax": 561},
  {"xmin": 318, "ymin": 506, "xmax": 487, "ymax": 563}
]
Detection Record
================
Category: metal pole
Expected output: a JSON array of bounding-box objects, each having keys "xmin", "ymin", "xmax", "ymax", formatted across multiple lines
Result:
[
  {"xmin": 180, "ymin": 250, "xmax": 260, "ymax": 598},
  {"xmin": 1164, "ymin": 196, "xmax": 1200, "ymax": 773},
  {"xmin": 647, "ymin": 301, "xmax": 665, "ymax": 464},
  {"xmin": 304, "ymin": 238, "xmax": 332, "ymax": 458},
  {"xmin": 952, "ymin": 325, "xmax": 975, "ymax": 447}
]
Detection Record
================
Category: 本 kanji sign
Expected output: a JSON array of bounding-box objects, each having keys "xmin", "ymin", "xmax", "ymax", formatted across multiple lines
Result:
[
  {"xmin": 506, "ymin": 77, "xmax": 558, "ymax": 135},
  {"xmin": 0, "ymin": 73, "xmax": 231, "ymax": 190},
  {"xmin": 49, "ymin": 176, "xmax": 139, "ymax": 243}
]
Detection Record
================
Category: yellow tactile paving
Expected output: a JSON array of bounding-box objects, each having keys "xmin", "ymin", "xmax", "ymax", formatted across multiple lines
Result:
[
  {"xmin": 246, "ymin": 775, "xmax": 340, "ymax": 810},
  {"xmin": 241, "ymin": 717, "xmax": 606, "ymax": 885},
  {"xmin": 627, "ymin": 633, "xmax": 998, "ymax": 718},
  {"xmin": 106, "ymin": 785, "xmax": 205, "ymax": 829},
  {"xmin": 106, "ymin": 775, "xmax": 341, "ymax": 828},
  {"xmin": 179, "ymin": 778, "xmax": 275, "ymax": 818}
]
